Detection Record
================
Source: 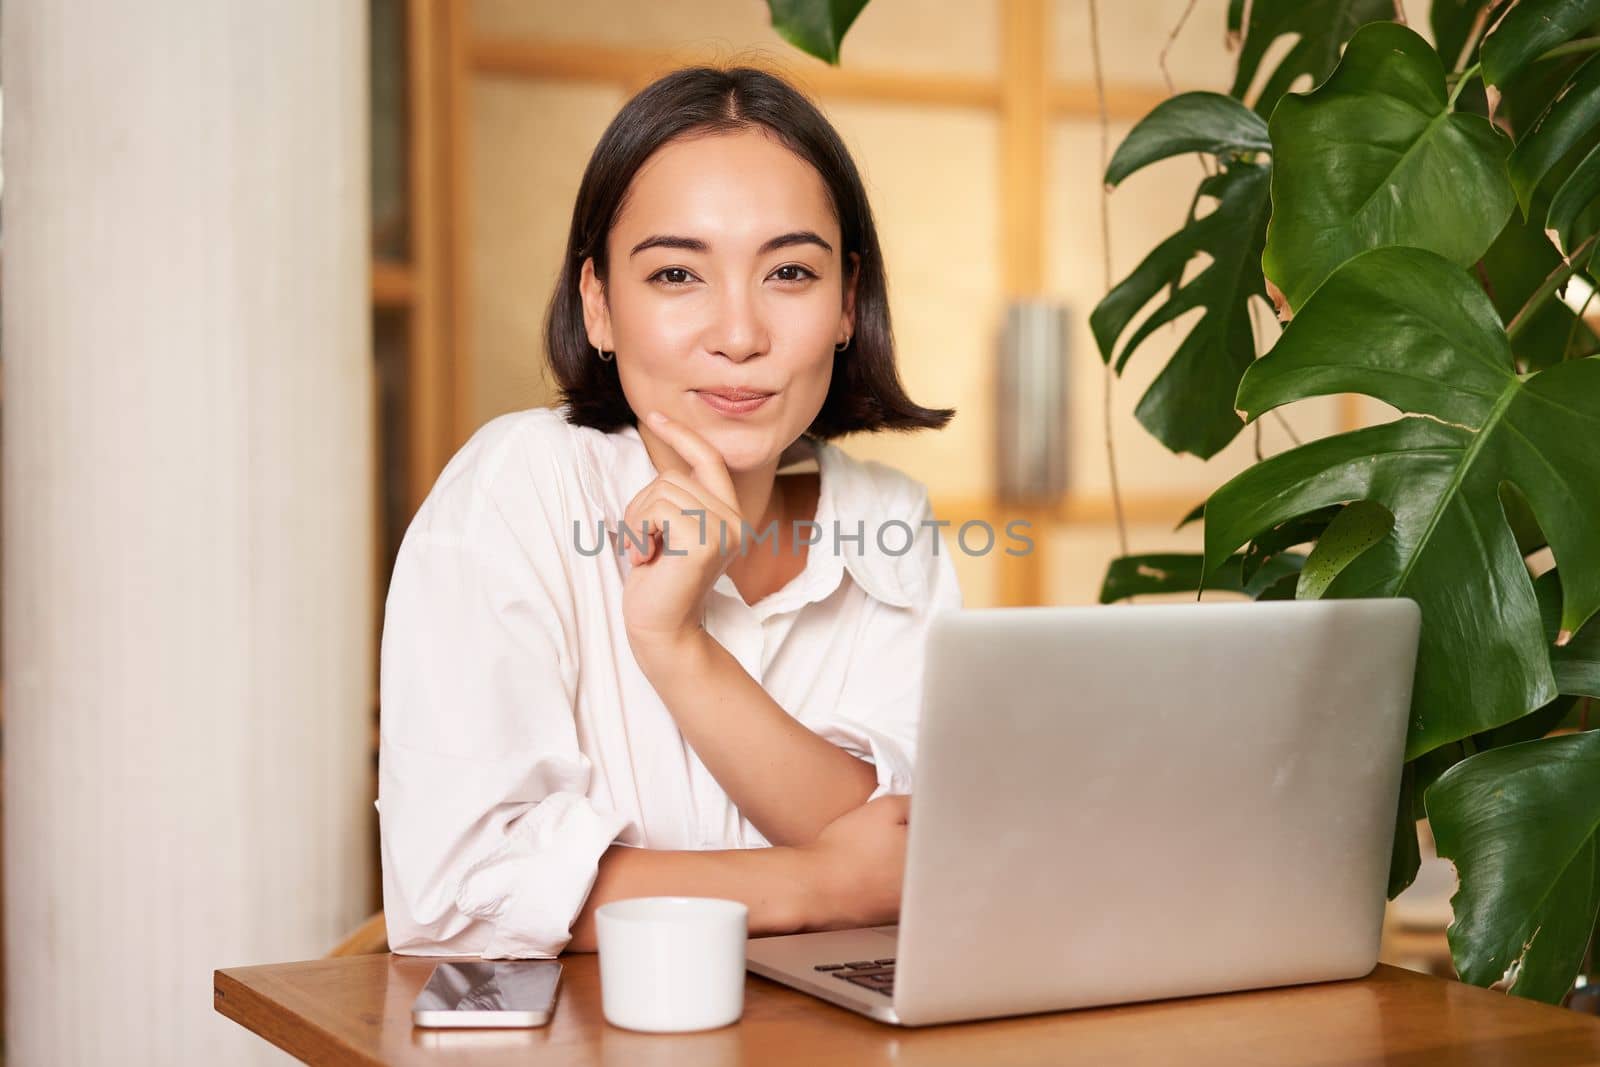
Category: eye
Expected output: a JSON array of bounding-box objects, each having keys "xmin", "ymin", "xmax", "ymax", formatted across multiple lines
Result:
[
  {"xmin": 650, "ymin": 267, "xmax": 697, "ymax": 287},
  {"xmin": 771, "ymin": 264, "xmax": 820, "ymax": 283}
]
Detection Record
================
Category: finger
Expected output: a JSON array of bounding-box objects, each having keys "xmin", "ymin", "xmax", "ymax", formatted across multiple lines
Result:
[
  {"xmin": 624, "ymin": 483, "xmax": 711, "ymax": 560},
  {"xmin": 620, "ymin": 498, "xmax": 670, "ymax": 565},
  {"xmin": 626, "ymin": 479, "xmax": 703, "ymax": 523},
  {"xmin": 625, "ymin": 472, "xmax": 741, "ymax": 562},
  {"xmin": 628, "ymin": 499, "xmax": 710, "ymax": 565},
  {"xmin": 653, "ymin": 469, "xmax": 722, "ymax": 512},
  {"xmin": 652, "ymin": 488, "xmax": 712, "ymax": 557},
  {"xmin": 637, "ymin": 475, "xmax": 718, "ymax": 523},
  {"xmin": 626, "ymin": 503, "xmax": 672, "ymax": 565},
  {"xmin": 652, "ymin": 470, "xmax": 740, "ymax": 539},
  {"xmin": 644, "ymin": 411, "xmax": 740, "ymax": 514}
]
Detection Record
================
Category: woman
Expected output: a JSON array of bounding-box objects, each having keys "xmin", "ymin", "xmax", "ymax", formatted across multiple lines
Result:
[{"xmin": 378, "ymin": 65, "xmax": 960, "ymax": 959}]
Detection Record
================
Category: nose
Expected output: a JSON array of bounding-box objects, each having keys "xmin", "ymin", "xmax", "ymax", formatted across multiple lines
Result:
[{"xmin": 704, "ymin": 280, "xmax": 768, "ymax": 363}]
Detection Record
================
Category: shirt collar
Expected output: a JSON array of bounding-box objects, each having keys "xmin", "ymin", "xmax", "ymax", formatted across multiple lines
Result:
[{"xmin": 578, "ymin": 415, "xmax": 915, "ymax": 611}]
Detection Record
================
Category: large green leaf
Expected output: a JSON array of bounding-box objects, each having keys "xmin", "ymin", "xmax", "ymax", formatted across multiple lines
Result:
[
  {"xmin": 1098, "ymin": 551, "xmax": 1303, "ymax": 604},
  {"xmin": 1548, "ymin": 143, "xmax": 1600, "ymax": 250},
  {"xmin": 1427, "ymin": 730, "xmax": 1600, "ymax": 1003},
  {"xmin": 1262, "ymin": 22, "xmax": 1515, "ymax": 314},
  {"xmin": 1203, "ymin": 246, "xmax": 1600, "ymax": 758},
  {"xmin": 1091, "ymin": 162, "xmax": 1271, "ymax": 458},
  {"xmin": 1294, "ymin": 499, "xmax": 1392, "ymax": 599},
  {"xmin": 1094, "ymin": 164, "xmax": 1267, "ymax": 457},
  {"xmin": 1226, "ymin": 0, "xmax": 1395, "ymax": 117},
  {"xmin": 1502, "ymin": 47, "xmax": 1600, "ymax": 251},
  {"xmin": 1240, "ymin": 505, "xmax": 1343, "ymax": 585},
  {"xmin": 1481, "ymin": 0, "xmax": 1600, "ymax": 88},
  {"xmin": 765, "ymin": 0, "xmax": 869, "ymax": 65},
  {"xmin": 1105, "ymin": 92, "xmax": 1270, "ymax": 184},
  {"xmin": 1415, "ymin": 575, "xmax": 1598, "ymax": 989},
  {"xmin": 1527, "ymin": 116, "xmax": 1600, "ymax": 255},
  {"xmin": 1390, "ymin": 763, "xmax": 1421, "ymax": 899},
  {"xmin": 1093, "ymin": 96, "xmax": 1273, "ymax": 459},
  {"xmin": 1507, "ymin": 54, "xmax": 1600, "ymax": 214},
  {"xmin": 1498, "ymin": 49, "xmax": 1600, "ymax": 140}
]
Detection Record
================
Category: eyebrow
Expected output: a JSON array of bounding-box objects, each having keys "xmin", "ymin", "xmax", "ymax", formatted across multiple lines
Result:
[{"xmin": 629, "ymin": 230, "xmax": 834, "ymax": 258}]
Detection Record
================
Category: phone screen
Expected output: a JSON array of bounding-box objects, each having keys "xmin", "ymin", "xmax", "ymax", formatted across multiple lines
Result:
[{"xmin": 412, "ymin": 961, "xmax": 562, "ymax": 1028}]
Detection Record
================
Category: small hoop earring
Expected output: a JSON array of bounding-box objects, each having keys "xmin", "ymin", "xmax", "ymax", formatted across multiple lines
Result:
[
  {"xmin": 595, "ymin": 345, "xmax": 614, "ymax": 363},
  {"xmin": 834, "ymin": 336, "xmax": 851, "ymax": 352}
]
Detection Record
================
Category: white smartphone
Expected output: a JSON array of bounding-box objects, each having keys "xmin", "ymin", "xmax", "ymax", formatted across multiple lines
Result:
[{"xmin": 411, "ymin": 960, "xmax": 562, "ymax": 1028}]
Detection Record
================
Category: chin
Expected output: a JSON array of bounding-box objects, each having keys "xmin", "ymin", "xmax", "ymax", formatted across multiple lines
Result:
[{"xmin": 686, "ymin": 419, "xmax": 784, "ymax": 473}]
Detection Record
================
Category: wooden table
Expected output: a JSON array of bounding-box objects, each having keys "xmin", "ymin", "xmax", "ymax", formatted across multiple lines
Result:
[{"xmin": 214, "ymin": 953, "xmax": 1600, "ymax": 1066}]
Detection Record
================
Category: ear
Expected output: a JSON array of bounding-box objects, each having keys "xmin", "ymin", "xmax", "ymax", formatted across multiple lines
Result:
[
  {"xmin": 578, "ymin": 257, "xmax": 615, "ymax": 352},
  {"xmin": 840, "ymin": 251, "xmax": 860, "ymax": 342}
]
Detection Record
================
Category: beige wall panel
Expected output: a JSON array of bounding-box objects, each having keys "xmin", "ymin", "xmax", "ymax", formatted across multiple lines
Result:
[
  {"xmin": 823, "ymin": 102, "xmax": 1002, "ymax": 498},
  {"xmin": 471, "ymin": 78, "xmax": 628, "ymax": 429},
  {"xmin": 945, "ymin": 520, "xmax": 1003, "ymax": 609},
  {"xmin": 473, "ymin": 0, "xmax": 1000, "ymax": 76},
  {"xmin": 473, "ymin": 0, "xmax": 769, "ymax": 48},
  {"xmin": 1051, "ymin": 1, "xmax": 1443, "ymax": 97},
  {"xmin": 1046, "ymin": 118, "xmax": 1342, "ymax": 509},
  {"xmin": 1052, "ymin": 0, "xmax": 1234, "ymax": 90},
  {"xmin": 815, "ymin": 0, "xmax": 1000, "ymax": 76}
]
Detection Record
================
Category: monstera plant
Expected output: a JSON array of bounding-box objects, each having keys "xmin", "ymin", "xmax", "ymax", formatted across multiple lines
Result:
[
  {"xmin": 773, "ymin": 0, "xmax": 1600, "ymax": 1002},
  {"xmin": 1091, "ymin": 5, "xmax": 1600, "ymax": 1004}
]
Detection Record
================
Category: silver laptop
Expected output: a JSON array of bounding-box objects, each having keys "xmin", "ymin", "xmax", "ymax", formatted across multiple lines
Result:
[{"xmin": 746, "ymin": 598, "xmax": 1422, "ymax": 1026}]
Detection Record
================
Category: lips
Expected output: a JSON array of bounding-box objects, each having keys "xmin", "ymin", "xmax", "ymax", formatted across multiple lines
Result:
[
  {"xmin": 697, "ymin": 388, "xmax": 773, "ymax": 401},
  {"xmin": 693, "ymin": 388, "xmax": 775, "ymax": 416}
]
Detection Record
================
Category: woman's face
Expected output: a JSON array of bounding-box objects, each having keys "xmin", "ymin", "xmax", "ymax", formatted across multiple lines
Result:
[{"xmin": 580, "ymin": 128, "xmax": 857, "ymax": 473}]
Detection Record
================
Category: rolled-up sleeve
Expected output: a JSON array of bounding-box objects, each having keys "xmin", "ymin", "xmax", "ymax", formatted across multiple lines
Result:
[
  {"xmin": 377, "ymin": 448, "xmax": 632, "ymax": 959},
  {"xmin": 809, "ymin": 492, "xmax": 963, "ymax": 801}
]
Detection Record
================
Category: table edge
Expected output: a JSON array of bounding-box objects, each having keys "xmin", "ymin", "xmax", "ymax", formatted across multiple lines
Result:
[{"xmin": 215, "ymin": 966, "xmax": 386, "ymax": 1067}]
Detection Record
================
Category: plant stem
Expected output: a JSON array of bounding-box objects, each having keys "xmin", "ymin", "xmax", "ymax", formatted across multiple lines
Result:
[
  {"xmin": 1473, "ymin": 259, "xmax": 1499, "ymax": 306},
  {"xmin": 1158, "ymin": 0, "xmax": 1213, "ymax": 179},
  {"xmin": 1506, "ymin": 232, "xmax": 1599, "ymax": 342},
  {"xmin": 1088, "ymin": 0, "xmax": 1130, "ymax": 558},
  {"xmin": 1453, "ymin": 4, "xmax": 1493, "ymax": 74},
  {"xmin": 1158, "ymin": 0, "xmax": 1200, "ymax": 95},
  {"xmin": 1448, "ymin": 62, "xmax": 1482, "ymax": 109},
  {"xmin": 1271, "ymin": 409, "xmax": 1303, "ymax": 446}
]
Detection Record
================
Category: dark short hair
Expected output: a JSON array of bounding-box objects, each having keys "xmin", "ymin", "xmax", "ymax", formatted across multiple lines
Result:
[{"xmin": 544, "ymin": 65, "xmax": 954, "ymax": 439}]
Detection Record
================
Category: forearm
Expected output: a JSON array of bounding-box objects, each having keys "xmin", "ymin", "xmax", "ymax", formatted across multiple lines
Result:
[
  {"xmin": 637, "ymin": 632, "xmax": 877, "ymax": 846},
  {"xmin": 566, "ymin": 842, "xmax": 823, "ymax": 952}
]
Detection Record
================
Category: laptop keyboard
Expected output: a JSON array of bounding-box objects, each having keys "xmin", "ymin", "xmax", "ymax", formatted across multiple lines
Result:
[{"xmin": 814, "ymin": 958, "xmax": 896, "ymax": 997}]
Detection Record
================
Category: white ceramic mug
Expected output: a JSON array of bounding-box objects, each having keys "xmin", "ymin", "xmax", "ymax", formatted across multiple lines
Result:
[{"xmin": 594, "ymin": 896, "xmax": 749, "ymax": 1032}]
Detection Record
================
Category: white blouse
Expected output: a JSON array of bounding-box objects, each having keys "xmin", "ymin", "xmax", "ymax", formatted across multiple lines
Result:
[{"xmin": 376, "ymin": 406, "xmax": 962, "ymax": 958}]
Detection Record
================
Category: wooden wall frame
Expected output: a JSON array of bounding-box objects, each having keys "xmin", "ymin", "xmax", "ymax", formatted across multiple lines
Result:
[{"xmin": 368, "ymin": 0, "xmax": 472, "ymax": 523}]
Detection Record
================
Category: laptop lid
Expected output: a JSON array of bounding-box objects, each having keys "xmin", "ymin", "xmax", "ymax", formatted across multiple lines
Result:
[{"xmin": 891, "ymin": 598, "xmax": 1421, "ymax": 1026}]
